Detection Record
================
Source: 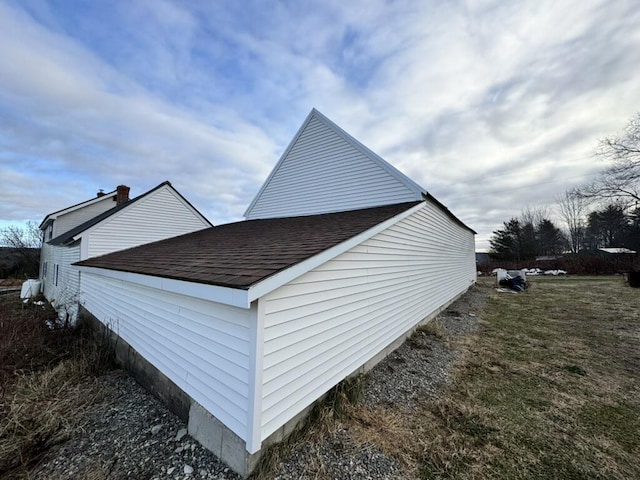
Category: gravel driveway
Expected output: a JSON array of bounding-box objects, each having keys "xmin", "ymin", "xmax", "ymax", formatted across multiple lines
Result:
[{"xmin": 33, "ymin": 285, "xmax": 486, "ymax": 480}]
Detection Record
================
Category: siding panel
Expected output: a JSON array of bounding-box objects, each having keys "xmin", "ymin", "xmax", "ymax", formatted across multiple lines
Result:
[
  {"xmin": 54, "ymin": 197, "xmax": 116, "ymax": 237},
  {"xmin": 80, "ymin": 272, "xmax": 253, "ymax": 441},
  {"xmin": 260, "ymin": 202, "xmax": 475, "ymax": 440},
  {"xmin": 246, "ymin": 116, "xmax": 422, "ymax": 219},
  {"xmin": 87, "ymin": 186, "xmax": 210, "ymax": 258},
  {"xmin": 40, "ymin": 243, "xmax": 81, "ymax": 321}
]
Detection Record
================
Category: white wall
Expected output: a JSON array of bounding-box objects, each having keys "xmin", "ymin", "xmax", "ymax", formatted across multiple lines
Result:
[
  {"xmin": 40, "ymin": 242, "xmax": 81, "ymax": 321},
  {"xmin": 259, "ymin": 201, "xmax": 475, "ymax": 440},
  {"xmin": 245, "ymin": 115, "xmax": 422, "ymax": 219},
  {"xmin": 86, "ymin": 186, "xmax": 210, "ymax": 259},
  {"xmin": 54, "ymin": 195, "xmax": 116, "ymax": 237},
  {"xmin": 80, "ymin": 271, "xmax": 254, "ymax": 442}
]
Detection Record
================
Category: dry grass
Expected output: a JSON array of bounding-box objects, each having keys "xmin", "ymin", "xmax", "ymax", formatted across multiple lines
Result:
[
  {"xmin": 346, "ymin": 276, "xmax": 640, "ymax": 479},
  {"xmin": 416, "ymin": 319, "xmax": 446, "ymax": 339},
  {"xmin": 0, "ymin": 295, "xmax": 114, "ymax": 478},
  {"xmin": 251, "ymin": 375, "xmax": 368, "ymax": 479}
]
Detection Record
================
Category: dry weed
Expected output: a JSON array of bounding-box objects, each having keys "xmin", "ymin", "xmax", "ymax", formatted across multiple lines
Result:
[{"xmin": 0, "ymin": 358, "xmax": 105, "ymax": 474}]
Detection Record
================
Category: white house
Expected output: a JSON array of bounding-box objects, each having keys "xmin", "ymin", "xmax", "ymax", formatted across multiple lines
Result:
[
  {"xmin": 39, "ymin": 182, "xmax": 212, "ymax": 321},
  {"xmin": 74, "ymin": 110, "xmax": 476, "ymax": 477}
]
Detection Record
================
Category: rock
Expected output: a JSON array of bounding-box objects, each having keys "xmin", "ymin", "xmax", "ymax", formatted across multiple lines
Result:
[
  {"xmin": 150, "ymin": 424, "xmax": 162, "ymax": 435},
  {"xmin": 167, "ymin": 466, "xmax": 176, "ymax": 474},
  {"xmin": 174, "ymin": 446, "xmax": 183, "ymax": 453},
  {"xmin": 175, "ymin": 428, "xmax": 188, "ymax": 441},
  {"xmin": 184, "ymin": 464, "xmax": 194, "ymax": 475}
]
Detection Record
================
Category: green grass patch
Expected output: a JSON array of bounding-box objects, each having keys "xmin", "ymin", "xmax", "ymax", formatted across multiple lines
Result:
[{"xmin": 341, "ymin": 277, "xmax": 640, "ymax": 479}]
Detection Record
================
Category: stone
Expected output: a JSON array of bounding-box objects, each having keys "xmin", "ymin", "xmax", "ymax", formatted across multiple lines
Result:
[
  {"xmin": 167, "ymin": 466, "xmax": 175, "ymax": 474},
  {"xmin": 184, "ymin": 464, "xmax": 194, "ymax": 475},
  {"xmin": 175, "ymin": 428, "xmax": 187, "ymax": 441},
  {"xmin": 150, "ymin": 424, "xmax": 162, "ymax": 435}
]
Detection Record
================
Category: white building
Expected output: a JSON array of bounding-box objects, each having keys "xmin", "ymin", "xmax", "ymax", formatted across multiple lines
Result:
[
  {"xmin": 39, "ymin": 182, "xmax": 211, "ymax": 322},
  {"xmin": 74, "ymin": 110, "xmax": 476, "ymax": 476}
]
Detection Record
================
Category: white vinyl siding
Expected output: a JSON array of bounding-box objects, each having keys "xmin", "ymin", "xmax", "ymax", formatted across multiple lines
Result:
[
  {"xmin": 259, "ymin": 202, "xmax": 475, "ymax": 440},
  {"xmin": 245, "ymin": 115, "xmax": 422, "ymax": 219},
  {"xmin": 80, "ymin": 272, "xmax": 254, "ymax": 441},
  {"xmin": 40, "ymin": 242, "xmax": 81, "ymax": 321},
  {"xmin": 86, "ymin": 186, "xmax": 210, "ymax": 258},
  {"xmin": 53, "ymin": 196, "xmax": 116, "ymax": 237}
]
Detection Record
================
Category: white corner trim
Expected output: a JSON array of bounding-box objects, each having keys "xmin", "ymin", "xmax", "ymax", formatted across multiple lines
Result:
[
  {"xmin": 74, "ymin": 266, "xmax": 251, "ymax": 308},
  {"xmin": 247, "ymin": 201, "xmax": 426, "ymax": 302},
  {"xmin": 246, "ymin": 298, "xmax": 265, "ymax": 454}
]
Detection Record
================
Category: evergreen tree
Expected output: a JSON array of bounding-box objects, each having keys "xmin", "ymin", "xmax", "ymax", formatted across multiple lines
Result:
[
  {"xmin": 489, "ymin": 219, "xmax": 537, "ymax": 261},
  {"xmin": 587, "ymin": 203, "xmax": 630, "ymax": 248},
  {"xmin": 536, "ymin": 219, "xmax": 565, "ymax": 256}
]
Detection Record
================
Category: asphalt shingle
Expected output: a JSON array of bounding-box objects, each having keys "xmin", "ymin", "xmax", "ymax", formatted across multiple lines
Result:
[{"xmin": 75, "ymin": 201, "xmax": 422, "ymax": 289}]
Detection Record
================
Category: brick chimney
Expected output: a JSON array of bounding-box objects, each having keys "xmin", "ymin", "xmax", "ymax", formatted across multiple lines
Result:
[
  {"xmin": 116, "ymin": 185, "xmax": 130, "ymax": 205},
  {"xmin": 97, "ymin": 189, "xmax": 106, "ymax": 198}
]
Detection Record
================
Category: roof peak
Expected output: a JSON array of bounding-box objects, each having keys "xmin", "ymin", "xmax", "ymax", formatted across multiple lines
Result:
[{"xmin": 243, "ymin": 109, "xmax": 426, "ymax": 219}]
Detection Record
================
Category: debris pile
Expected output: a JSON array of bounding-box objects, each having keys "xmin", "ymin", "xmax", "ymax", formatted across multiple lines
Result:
[{"xmin": 498, "ymin": 272, "xmax": 528, "ymax": 292}]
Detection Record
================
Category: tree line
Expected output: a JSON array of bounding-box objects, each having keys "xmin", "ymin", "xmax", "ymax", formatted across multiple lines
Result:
[{"xmin": 490, "ymin": 113, "xmax": 640, "ymax": 262}]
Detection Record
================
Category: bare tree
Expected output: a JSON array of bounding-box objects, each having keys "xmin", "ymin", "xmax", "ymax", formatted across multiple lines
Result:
[
  {"xmin": 556, "ymin": 190, "xmax": 587, "ymax": 253},
  {"xmin": 520, "ymin": 206, "xmax": 550, "ymax": 228},
  {"xmin": 0, "ymin": 221, "xmax": 42, "ymax": 277},
  {"xmin": 579, "ymin": 113, "xmax": 640, "ymax": 202}
]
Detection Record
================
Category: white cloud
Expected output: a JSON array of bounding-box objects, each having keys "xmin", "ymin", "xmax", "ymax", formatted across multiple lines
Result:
[{"xmin": 1, "ymin": 0, "xmax": 640, "ymax": 249}]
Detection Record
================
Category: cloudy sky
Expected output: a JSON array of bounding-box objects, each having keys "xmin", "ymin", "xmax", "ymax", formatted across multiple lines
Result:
[{"xmin": 2, "ymin": 0, "xmax": 640, "ymax": 250}]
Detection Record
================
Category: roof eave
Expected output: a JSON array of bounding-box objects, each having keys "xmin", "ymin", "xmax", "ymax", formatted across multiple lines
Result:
[
  {"xmin": 245, "ymin": 201, "xmax": 427, "ymax": 302},
  {"xmin": 39, "ymin": 190, "xmax": 118, "ymax": 228},
  {"xmin": 73, "ymin": 265, "xmax": 251, "ymax": 309}
]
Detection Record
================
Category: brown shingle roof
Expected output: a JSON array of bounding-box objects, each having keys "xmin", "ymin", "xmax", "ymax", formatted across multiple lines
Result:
[{"xmin": 75, "ymin": 201, "xmax": 421, "ymax": 289}]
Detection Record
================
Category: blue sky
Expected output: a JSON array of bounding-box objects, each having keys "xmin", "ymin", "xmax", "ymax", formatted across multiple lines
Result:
[{"xmin": 2, "ymin": 0, "xmax": 640, "ymax": 250}]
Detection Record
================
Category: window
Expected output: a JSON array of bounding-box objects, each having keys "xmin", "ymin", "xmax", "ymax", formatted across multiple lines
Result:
[
  {"xmin": 48, "ymin": 224, "xmax": 53, "ymax": 241},
  {"xmin": 54, "ymin": 264, "xmax": 59, "ymax": 286},
  {"xmin": 43, "ymin": 262, "xmax": 48, "ymax": 278}
]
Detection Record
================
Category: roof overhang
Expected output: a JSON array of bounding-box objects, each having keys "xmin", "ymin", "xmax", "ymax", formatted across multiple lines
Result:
[
  {"xmin": 74, "ymin": 265, "xmax": 251, "ymax": 308},
  {"xmin": 74, "ymin": 201, "xmax": 428, "ymax": 309},
  {"xmin": 245, "ymin": 201, "xmax": 427, "ymax": 302},
  {"xmin": 39, "ymin": 190, "xmax": 117, "ymax": 229}
]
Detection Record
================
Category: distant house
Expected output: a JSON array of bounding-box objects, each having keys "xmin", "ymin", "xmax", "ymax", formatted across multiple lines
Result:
[
  {"xmin": 74, "ymin": 109, "xmax": 476, "ymax": 477},
  {"xmin": 39, "ymin": 182, "xmax": 211, "ymax": 321}
]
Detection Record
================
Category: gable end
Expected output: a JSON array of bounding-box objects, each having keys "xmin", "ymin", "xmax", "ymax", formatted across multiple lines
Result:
[{"xmin": 244, "ymin": 109, "xmax": 425, "ymax": 219}]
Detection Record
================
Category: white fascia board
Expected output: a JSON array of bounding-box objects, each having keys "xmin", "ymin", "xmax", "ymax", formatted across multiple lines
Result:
[
  {"xmin": 247, "ymin": 201, "xmax": 426, "ymax": 302},
  {"xmin": 41, "ymin": 192, "xmax": 117, "ymax": 227},
  {"xmin": 243, "ymin": 110, "xmax": 316, "ymax": 218},
  {"xmin": 243, "ymin": 109, "xmax": 425, "ymax": 218},
  {"xmin": 309, "ymin": 109, "xmax": 426, "ymax": 197},
  {"xmin": 164, "ymin": 183, "xmax": 213, "ymax": 227},
  {"xmin": 74, "ymin": 266, "xmax": 251, "ymax": 308},
  {"xmin": 71, "ymin": 184, "xmax": 162, "ymax": 244}
]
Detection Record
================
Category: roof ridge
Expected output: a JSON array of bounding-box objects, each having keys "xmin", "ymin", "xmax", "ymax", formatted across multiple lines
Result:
[{"xmin": 48, "ymin": 181, "xmax": 210, "ymax": 246}]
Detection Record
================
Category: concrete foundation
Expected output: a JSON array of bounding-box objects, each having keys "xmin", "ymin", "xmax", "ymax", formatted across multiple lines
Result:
[{"xmin": 77, "ymin": 283, "xmax": 472, "ymax": 478}]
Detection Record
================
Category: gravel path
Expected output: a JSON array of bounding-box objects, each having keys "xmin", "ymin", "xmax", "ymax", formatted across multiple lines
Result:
[{"xmin": 33, "ymin": 285, "xmax": 486, "ymax": 480}]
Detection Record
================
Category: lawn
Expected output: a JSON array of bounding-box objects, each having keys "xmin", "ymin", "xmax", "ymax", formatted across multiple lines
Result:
[{"xmin": 346, "ymin": 276, "xmax": 640, "ymax": 479}]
